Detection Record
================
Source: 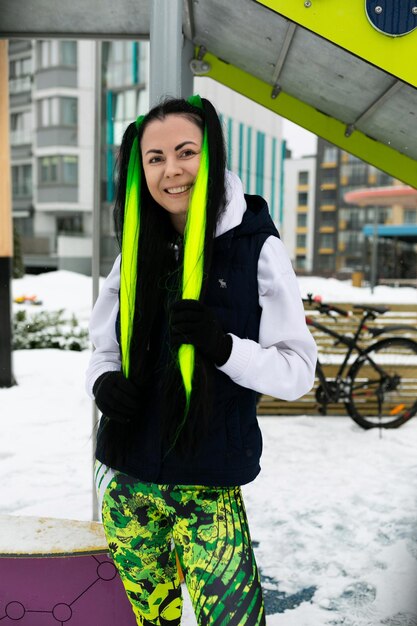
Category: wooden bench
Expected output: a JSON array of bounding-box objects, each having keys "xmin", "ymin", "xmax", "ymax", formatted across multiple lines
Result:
[{"xmin": 258, "ymin": 303, "xmax": 417, "ymax": 416}]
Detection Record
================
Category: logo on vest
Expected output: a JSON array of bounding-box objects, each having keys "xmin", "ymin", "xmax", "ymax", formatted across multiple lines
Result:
[{"xmin": 218, "ymin": 278, "xmax": 227, "ymax": 289}]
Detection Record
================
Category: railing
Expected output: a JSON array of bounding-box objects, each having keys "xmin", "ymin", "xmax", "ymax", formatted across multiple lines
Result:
[
  {"xmin": 9, "ymin": 76, "xmax": 32, "ymax": 94},
  {"xmin": 10, "ymin": 128, "xmax": 32, "ymax": 145}
]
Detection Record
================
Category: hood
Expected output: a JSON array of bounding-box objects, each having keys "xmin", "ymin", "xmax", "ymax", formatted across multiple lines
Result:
[
  {"xmin": 215, "ymin": 171, "xmax": 247, "ymax": 237},
  {"xmin": 215, "ymin": 171, "xmax": 279, "ymax": 240}
]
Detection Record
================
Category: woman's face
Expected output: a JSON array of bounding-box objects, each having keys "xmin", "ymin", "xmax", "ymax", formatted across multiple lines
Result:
[{"xmin": 140, "ymin": 114, "xmax": 203, "ymax": 233}]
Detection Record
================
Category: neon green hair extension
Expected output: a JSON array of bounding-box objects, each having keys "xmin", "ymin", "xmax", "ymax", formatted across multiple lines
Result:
[
  {"xmin": 120, "ymin": 96, "xmax": 209, "ymax": 439},
  {"xmin": 120, "ymin": 115, "xmax": 144, "ymax": 377},
  {"xmin": 178, "ymin": 102, "xmax": 209, "ymax": 415}
]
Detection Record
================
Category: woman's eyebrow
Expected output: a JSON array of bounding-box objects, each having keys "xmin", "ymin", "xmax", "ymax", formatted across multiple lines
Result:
[
  {"xmin": 144, "ymin": 140, "xmax": 198, "ymax": 156},
  {"xmin": 175, "ymin": 140, "xmax": 198, "ymax": 151},
  {"xmin": 144, "ymin": 148, "xmax": 163, "ymax": 156}
]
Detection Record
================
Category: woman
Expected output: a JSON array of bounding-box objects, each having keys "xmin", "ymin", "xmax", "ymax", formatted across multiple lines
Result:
[{"xmin": 86, "ymin": 95, "xmax": 317, "ymax": 625}]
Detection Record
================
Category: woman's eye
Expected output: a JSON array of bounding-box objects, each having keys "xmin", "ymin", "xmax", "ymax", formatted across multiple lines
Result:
[
  {"xmin": 149, "ymin": 156, "xmax": 162, "ymax": 164},
  {"xmin": 180, "ymin": 149, "xmax": 196, "ymax": 158}
]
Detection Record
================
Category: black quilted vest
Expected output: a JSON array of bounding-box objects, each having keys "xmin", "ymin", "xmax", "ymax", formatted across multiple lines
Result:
[{"xmin": 96, "ymin": 195, "xmax": 280, "ymax": 486}]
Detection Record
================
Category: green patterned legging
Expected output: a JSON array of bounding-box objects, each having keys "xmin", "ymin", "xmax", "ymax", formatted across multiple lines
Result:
[{"xmin": 101, "ymin": 471, "xmax": 265, "ymax": 625}]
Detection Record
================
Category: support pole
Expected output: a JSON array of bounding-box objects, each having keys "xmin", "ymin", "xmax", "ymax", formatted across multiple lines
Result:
[
  {"xmin": 149, "ymin": 0, "xmax": 193, "ymax": 106},
  {"xmin": 91, "ymin": 40, "xmax": 102, "ymax": 521},
  {"xmin": 370, "ymin": 208, "xmax": 378, "ymax": 294},
  {"xmin": 0, "ymin": 39, "xmax": 15, "ymax": 388}
]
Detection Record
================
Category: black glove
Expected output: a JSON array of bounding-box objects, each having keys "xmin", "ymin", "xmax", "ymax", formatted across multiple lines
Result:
[
  {"xmin": 170, "ymin": 300, "xmax": 232, "ymax": 366},
  {"xmin": 93, "ymin": 371, "xmax": 142, "ymax": 423}
]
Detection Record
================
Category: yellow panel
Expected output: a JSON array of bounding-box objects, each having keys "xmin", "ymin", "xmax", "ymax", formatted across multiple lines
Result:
[
  {"xmin": 321, "ymin": 162, "xmax": 337, "ymax": 169},
  {"xmin": 320, "ymin": 226, "xmax": 336, "ymax": 233},
  {"xmin": 319, "ymin": 248, "xmax": 335, "ymax": 255},
  {"xmin": 203, "ymin": 53, "xmax": 417, "ymax": 188},
  {"xmin": 256, "ymin": 0, "xmax": 417, "ymax": 88},
  {"xmin": 321, "ymin": 183, "xmax": 337, "ymax": 190},
  {"xmin": 321, "ymin": 205, "xmax": 337, "ymax": 211}
]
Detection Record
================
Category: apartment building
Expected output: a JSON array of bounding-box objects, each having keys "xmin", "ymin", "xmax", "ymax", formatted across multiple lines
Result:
[
  {"xmin": 9, "ymin": 40, "xmax": 285, "ymax": 276},
  {"xmin": 283, "ymin": 155, "xmax": 316, "ymax": 273},
  {"xmin": 10, "ymin": 39, "xmax": 96, "ymax": 273},
  {"xmin": 313, "ymin": 138, "xmax": 394, "ymax": 276}
]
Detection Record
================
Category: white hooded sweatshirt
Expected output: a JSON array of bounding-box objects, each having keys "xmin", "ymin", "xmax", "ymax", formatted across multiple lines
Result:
[{"xmin": 86, "ymin": 171, "xmax": 317, "ymax": 402}]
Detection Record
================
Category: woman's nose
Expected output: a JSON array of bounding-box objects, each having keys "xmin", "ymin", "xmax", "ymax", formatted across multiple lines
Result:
[{"xmin": 165, "ymin": 156, "xmax": 182, "ymax": 177}]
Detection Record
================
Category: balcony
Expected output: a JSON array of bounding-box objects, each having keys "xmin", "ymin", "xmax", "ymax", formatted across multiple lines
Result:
[
  {"xmin": 9, "ymin": 76, "xmax": 32, "ymax": 94},
  {"xmin": 10, "ymin": 129, "xmax": 32, "ymax": 146}
]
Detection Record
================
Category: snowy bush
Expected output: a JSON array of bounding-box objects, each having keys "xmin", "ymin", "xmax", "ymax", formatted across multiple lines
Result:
[{"xmin": 13, "ymin": 309, "xmax": 89, "ymax": 351}]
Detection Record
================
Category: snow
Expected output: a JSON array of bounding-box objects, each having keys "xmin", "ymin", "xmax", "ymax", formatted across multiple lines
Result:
[
  {"xmin": 0, "ymin": 515, "xmax": 107, "ymax": 556},
  {"xmin": 298, "ymin": 276, "xmax": 417, "ymax": 305},
  {"xmin": 2, "ymin": 270, "xmax": 417, "ymax": 625}
]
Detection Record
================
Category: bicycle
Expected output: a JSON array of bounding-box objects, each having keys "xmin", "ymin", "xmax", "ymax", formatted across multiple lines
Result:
[{"xmin": 303, "ymin": 294, "xmax": 417, "ymax": 429}]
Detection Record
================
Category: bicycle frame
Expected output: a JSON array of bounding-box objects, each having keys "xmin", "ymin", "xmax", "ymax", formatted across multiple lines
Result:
[{"xmin": 307, "ymin": 311, "xmax": 374, "ymax": 401}]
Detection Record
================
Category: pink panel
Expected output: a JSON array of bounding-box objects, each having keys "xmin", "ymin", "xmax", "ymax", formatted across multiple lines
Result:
[{"xmin": 0, "ymin": 554, "xmax": 137, "ymax": 625}]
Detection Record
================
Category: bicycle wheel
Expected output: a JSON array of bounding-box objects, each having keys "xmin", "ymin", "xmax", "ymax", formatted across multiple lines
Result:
[{"xmin": 346, "ymin": 337, "xmax": 417, "ymax": 429}]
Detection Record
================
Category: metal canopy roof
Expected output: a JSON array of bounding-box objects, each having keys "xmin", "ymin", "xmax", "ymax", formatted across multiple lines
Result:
[
  {"xmin": 186, "ymin": 0, "xmax": 417, "ymax": 187},
  {"xmin": 1, "ymin": 0, "xmax": 416, "ymax": 186},
  {"xmin": 0, "ymin": 0, "xmax": 151, "ymax": 38}
]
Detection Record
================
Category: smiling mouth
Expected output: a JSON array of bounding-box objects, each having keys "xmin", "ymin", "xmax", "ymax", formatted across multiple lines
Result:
[{"xmin": 165, "ymin": 185, "xmax": 192, "ymax": 195}]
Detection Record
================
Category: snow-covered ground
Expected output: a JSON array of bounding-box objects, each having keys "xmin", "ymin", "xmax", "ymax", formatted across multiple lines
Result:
[{"xmin": 2, "ymin": 270, "xmax": 417, "ymax": 625}]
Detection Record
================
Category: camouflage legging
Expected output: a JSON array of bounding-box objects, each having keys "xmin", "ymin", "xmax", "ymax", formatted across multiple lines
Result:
[{"xmin": 101, "ymin": 471, "xmax": 265, "ymax": 625}]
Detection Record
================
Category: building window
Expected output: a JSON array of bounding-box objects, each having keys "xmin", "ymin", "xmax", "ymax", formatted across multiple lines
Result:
[
  {"xmin": 113, "ymin": 89, "xmax": 142, "ymax": 144},
  {"xmin": 321, "ymin": 170, "xmax": 337, "ymax": 185},
  {"xmin": 256, "ymin": 131, "xmax": 265, "ymax": 196},
  {"xmin": 246, "ymin": 126, "xmax": 252, "ymax": 194},
  {"xmin": 40, "ymin": 156, "xmax": 59, "ymax": 183},
  {"xmin": 62, "ymin": 98, "xmax": 78, "ymax": 125},
  {"xmin": 297, "ymin": 213, "xmax": 307, "ymax": 227},
  {"xmin": 298, "ymin": 170, "xmax": 309, "ymax": 185},
  {"xmin": 270, "ymin": 137, "xmax": 277, "ymax": 220},
  {"xmin": 12, "ymin": 164, "xmax": 32, "ymax": 197},
  {"xmin": 61, "ymin": 41, "xmax": 77, "ymax": 66},
  {"xmin": 227, "ymin": 118, "xmax": 233, "ymax": 169},
  {"xmin": 320, "ymin": 233, "xmax": 334, "ymax": 249},
  {"xmin": 38, "ymin": 41, "xmax": 58, "ymax": 68},
  {"xmin": 9, "ymin": 56, "xmax": 32, "ymax": 93},
  {"xmin": 10, "ymin": 111, "xmax": 32, "ymax": 145},
  {"xmin": 319, "ymin": 255, "xmax": 335, "ymax": 271},
  {"xmin": 296, "ymin": 234, "xmax": 307, "ymax": 248},
  {"xmin": 321, "ymin": 188, "xmax": 337, "ymax": 203},
  {"xmin": 339, "ymin": 231, "xmax": 364, "ymax": 254},
  {"xmin": 238, "ymin": 122, "xmax": 244, "ymax": 180},
  {"xmin": 39, "ymin": 156, "xmax": 78, "ymax": 185},
  {"xmin": 323, "ymin": 146, "xmax": 338, "ymax": 163},
  {"xmin": 340, "ymin": 163, "xmax": 368, "ymax": 187},
  {"xmin": 298, "ymin": 191, "xmax": 308, "ymax": 205},
  {"xmin": 62, "ymin": 156, "xmax": 78, "ymax": 184},
  {"xmin": 38, "ymin": 97, "xmax": 77, "ymax": 127},
  {"xmin": 404, "ymin": 209, "xmax": 417, "ymax": 224},
  {"xmin": 321, "ymin": 212, "xmax": 335, "ymax": 228},
  {"xmin": 368, "ymin": 166, "xmax": 393, "ymax": 187},
  {"xmin": 57, "ymin": 215, "xmax": 83, "ymax": 233},
  {"xmin": 10, "ymin": 56, "xmax": 32, "ymax": 78},
  {"xmin": 37, "ymin": 41, "xmax": 77, "ymax": 69},
  {"xmin": 296, "ymin": 255, "xmax": 306, "ymax": 270},
  {"xmin": 105, "ymin": 41, "xmax": 143, "ymax": 89}
]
